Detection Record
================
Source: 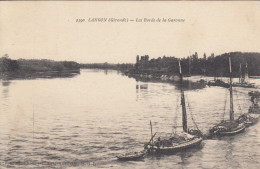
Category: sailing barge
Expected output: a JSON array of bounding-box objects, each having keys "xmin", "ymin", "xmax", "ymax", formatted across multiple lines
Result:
[
  {"xmin": 208, "ymin": 62, "xmax": 255, "ymax": 89},
  {"xmin": 116, "ymin": 60, "xmax": 203, "ymax": 161},
  {"xmin": 233, "ymin": 63, "xmax": 255, "ymax": 88},
  {"xmin": 145, "ymin": 60, "xmax": 203, "ymax": 154},
  {"xmin": 209, "ymin": 57, "xmax": 246, "ymax": 137}
]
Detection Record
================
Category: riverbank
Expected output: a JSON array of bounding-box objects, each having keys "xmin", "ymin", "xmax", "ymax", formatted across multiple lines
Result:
[
  {"xmin": 124, "ymin": 71, "xmax": 208, "ymax": 90},
  {"xmin": 0, "ymin": 56, "xmax": 80, "ymax": 80},
  {"xmin": 124, "ymin": 70, "xmax": 260, "ymax": 90},
  {"xmin": 0, "ymin": 69, "xmax": 80, "ymax": 80}
]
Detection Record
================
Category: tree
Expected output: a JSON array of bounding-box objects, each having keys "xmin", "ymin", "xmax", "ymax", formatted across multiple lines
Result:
[{"xmin": 0, "ymin": 54, "xmax": 19, "ymax": 72}]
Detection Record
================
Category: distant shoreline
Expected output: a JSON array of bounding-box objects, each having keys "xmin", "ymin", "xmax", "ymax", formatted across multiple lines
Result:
[
  {"xmin": 0, "ymin": 69, "xmax": 80, "ymax": 80},
  {"xmin": 2, "ymin": 51, "xmax": 260, "ymax": 80},
  {"xmin": 81, "ymin": 52, "xmax": 260, "ymax": 78},
  {"xmin": 0, "ymin": 56, "xmax": 80, "ymax": 80}
]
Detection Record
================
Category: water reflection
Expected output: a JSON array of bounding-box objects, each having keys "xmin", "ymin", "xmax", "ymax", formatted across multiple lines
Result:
[
  {"xmin": 2, "ymin": 81, "xmax": 11, "ymax": 87},
  {"xmin": 103, "ymin": 69, "xmax": 122, "ymax": 76},
  {"xmin": 2, "ymin": 80, "xmax": 11, "ymax": 99},
  {"xmin": 174, "ymin": 80, "xmax": 207, "ymax": 91},
  {"xmin": 104, "ymin": 70, "xmax": 108, "ymax": 75},
  {"xmin": 178, "ymin": 152, "xmax": 191, "ymax": 166},
  {"xmin": 0, "ymin": 71, "xmax": 79, "ymax": 80},
  {"xmin": 136, "ymin": 84, "xmax": 148, "ymax": 90},
  {"xmin": 130, "ymin": 75, "xmax": 206, "ymax": 91},
  {"xmin": 225, "ymin": 138, "xmax": 241, "ymax": 168},
  {"xmin": 135, "ymin": 82, "xmax": 150, "ymax": 102}
]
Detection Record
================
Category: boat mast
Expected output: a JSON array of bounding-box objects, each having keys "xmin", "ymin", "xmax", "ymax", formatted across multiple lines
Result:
[
  {"xmin": 229, "ymin": 57, "xmax": 234, "ymax": 121},
  {"xmin": 179, "ymin": 60, "xmax": 188, "ymax": 132},
  {"xmin": 239, "ymin": 63, "xmax": 242, "ymax": 84},
  {"xmin": 188, "ymin": 57, "xmax": 191, "ymax": 76},
  {"xmin": 150, "ymin": 120, "xmax": 153, "ymax": 145},
  {"xmin": 245, "ymin": 62, "xmax": 249, "ymax": 83}
]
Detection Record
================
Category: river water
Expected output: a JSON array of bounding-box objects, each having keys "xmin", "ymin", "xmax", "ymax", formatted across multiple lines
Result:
[{"xmin": 0, "ymin": 69, "xmax": 259, "ymax": 169}]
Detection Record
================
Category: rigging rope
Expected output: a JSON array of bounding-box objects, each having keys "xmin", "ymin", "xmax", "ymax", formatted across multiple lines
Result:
[
  {"xmin": 186, "ymin": 94, "xmax": 200, "ymax": 131},
  {"xmin": 233, "ymin": 89, "xmax": 243, "ymax": 115},
  {"xmin": 173, "ymin": 92, "xmax": 180, "ymax": 134},
  {"xmin": 223, "ymin": 89, "xmax": 228, "ymax": 120}
]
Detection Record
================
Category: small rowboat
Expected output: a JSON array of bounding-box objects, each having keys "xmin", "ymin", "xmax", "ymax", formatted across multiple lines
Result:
[{"xmin": 116, "ymin": 150, "xmax": 147, "ymax": 161}]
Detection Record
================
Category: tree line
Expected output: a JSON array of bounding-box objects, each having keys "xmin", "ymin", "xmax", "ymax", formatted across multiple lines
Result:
[
  {"xmin": 133, "ymin": 52, "xmax": 260, "ymax": 77},
  {"xmin": 1, "ymin": 52, "xmax": 259, "ymax": 77},
  {"xmin": 80, "ymin": 62, "xmax": 134, "ymax": 70},
  {"xmin": 0, "ymin": 54, "xmax": 80, "ymax": 73}
]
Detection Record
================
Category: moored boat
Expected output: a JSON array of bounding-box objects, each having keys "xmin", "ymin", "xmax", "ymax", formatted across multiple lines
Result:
[
  {"xmin": 150, "ymin": 132, "xmax": 202, "ymax": 154},
  {"xmin": 208, "ymin": 79, "xmax": 230, "ymax": 88},
  {"xmin": 233, "ymin": 63, "xmax": 255, "ymax": 88},
  {"xmin": 145, "ymin": 60, "xmax": 203, "ymax": 155},
  {"xmin": 209, "ymin": 57, "xmax": 246, "ymax": 137}
]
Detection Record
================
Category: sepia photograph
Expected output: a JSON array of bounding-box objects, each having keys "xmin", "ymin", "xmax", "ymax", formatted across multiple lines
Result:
[{"xmin": 0, "ymin": 1, "xmax": 260, "ymax": 168}]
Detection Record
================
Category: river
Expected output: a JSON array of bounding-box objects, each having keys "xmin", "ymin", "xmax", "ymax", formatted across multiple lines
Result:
[{"xmin": 0, "ymin": 69, "xmax": 259, "ymax": 168}]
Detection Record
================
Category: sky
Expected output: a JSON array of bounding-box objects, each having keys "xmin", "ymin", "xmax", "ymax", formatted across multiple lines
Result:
[{"xmin": 0, "ymin": 1, "xmax": 260, "ymax": 63}]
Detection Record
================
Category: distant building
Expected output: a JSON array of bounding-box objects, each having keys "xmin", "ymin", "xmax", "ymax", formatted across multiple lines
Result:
[
  {"xmin": 136, "ymin": 55, "xmax": 149, "ymax": 70},
  {"xmin": 136, "ymin": 55, "xmax": 140, "ymax": 70}
]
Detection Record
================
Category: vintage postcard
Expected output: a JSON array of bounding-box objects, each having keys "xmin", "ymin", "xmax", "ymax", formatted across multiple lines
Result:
[{"xmin": 0, "ymin": 1, "xmax": 260, "ymax": 168}]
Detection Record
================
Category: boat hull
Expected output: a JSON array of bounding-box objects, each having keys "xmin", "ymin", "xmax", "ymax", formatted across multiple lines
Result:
[
  {"xmin": 208, "ymin": 80, "xmax": 229, "ymax": 88},
  {"xmin": 217, "ymin": 124, "xmax": 245, "ymax": 136},
  {"xmin": 154, "ymin": 137, "xmax": 203, "ymax": 154},
  {"xmin": 233, "ymin": 83, "xmax": 255, "ymax": 88}
]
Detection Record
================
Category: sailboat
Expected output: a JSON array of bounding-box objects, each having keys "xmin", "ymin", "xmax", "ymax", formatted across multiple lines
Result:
[
  {"xmin": 144, "ymin": 60, "xmax": 203, "ymax": 154},
  {"xmin": 209, "ymin": 57, "xmax": 246, "ymax": 136},
  {"xmin": 233, "ymin": 62, "xmax": 255, "ymax": 88}
]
